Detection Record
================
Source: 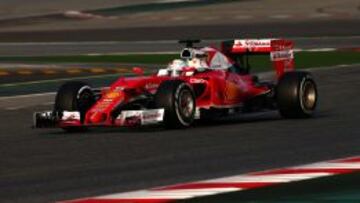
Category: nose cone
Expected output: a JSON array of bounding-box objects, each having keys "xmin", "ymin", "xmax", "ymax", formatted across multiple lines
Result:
[{"xmin": 89, "ymin": 112, "xmax": 106, "ymax": 123}]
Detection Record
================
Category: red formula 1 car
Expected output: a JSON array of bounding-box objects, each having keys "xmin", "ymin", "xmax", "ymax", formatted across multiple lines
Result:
[{"xmin": 34, "ymin": 39, "xmax": 318, "ymax": 131}]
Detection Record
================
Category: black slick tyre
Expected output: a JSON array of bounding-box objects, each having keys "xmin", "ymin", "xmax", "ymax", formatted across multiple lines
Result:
[
  {"xmin": 54, "ymin": 81, "xmax": 95, "ymax": 132},
  {"xmin": 155, "ymin": 80, "xmax": 196, "ymax": 128},
  {"xmin": 276, "ymin": 71, "xmax": 318, "ymax": 118}
]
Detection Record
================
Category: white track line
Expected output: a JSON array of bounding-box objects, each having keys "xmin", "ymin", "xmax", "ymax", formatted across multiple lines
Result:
[
  {"xmin": 269, "ymin": 14, "xmax": 292, "ymax": 19},
  {"xmin": 0, "ymin": 73, "xmax": 130, "ymax": 88},
  {"xmin": 63, "ymin": 155, "xmax": 360, "ymax": 203},
  {"xmin": 5, "ymin": 106, "xmax": 26, "ymax": 111},
  {"xmin": 203, "ymin": 173, "xmax": 332, "ymax": 183},
  {"xmin": 234, "ymin": 15, "xmax": 253, "ymax": 19},
  {"xmin": 309, "ymin": 13, "xmax": 332, "ymax": 18},
  {"xmin": 98, "ymin": 188, "xmax": 240, "ymax": 199},
  {"xmin": 296, "ymin": 162, "xmax": 360, "ymax": 169},
  {"xmin": 0, "ymin": 92, "xmax": 55, "ymax": 101}
]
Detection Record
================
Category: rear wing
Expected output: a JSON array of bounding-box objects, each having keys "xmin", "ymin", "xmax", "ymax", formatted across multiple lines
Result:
[{"xmin": 222, "ymin": 39, "xmax": 294, "ymax": 78}]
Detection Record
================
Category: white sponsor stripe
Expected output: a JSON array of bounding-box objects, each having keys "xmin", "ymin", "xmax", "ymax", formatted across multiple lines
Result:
[
  {"xmin": 95, "ymin": 188, "xmax": 240, "ymax": 199},
  {"xmin": 203, "ymin": 172, "xmax": 332, "ymax": 183}
]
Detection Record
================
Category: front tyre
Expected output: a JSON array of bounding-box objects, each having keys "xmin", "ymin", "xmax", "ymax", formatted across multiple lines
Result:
[
  {"xmin": 276, "ymin": 71, "xmax": 318, "ymax": 118},
  {"xmin": 54, "ymin": 81, "xmax": 95, "ymax": 132},
  {"xmin": 155, "ymin": 80, "xmax": 196, "ymax": 128}
]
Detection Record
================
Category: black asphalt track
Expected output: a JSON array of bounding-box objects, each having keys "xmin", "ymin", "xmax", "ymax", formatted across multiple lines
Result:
[{"xmin": 0, "ymin": 65, "xmax": 359, "ymax": 202}]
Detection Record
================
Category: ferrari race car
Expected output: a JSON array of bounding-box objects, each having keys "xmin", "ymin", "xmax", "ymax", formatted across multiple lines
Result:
[{"xmin": 34, "ymin": 39, "xmax": 318, "ymax": 131}]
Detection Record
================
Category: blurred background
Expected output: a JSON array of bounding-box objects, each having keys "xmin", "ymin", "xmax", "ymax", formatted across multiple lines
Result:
[{"xmin": 0, "ymin": 0, "xmax": 359, "ymax": 41}]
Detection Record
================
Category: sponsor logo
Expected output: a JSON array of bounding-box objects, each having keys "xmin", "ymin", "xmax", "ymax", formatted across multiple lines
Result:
[
  {"xmin": 145, "ymin": 83, "xmax": 159, "ymax": 90},
  {"xmin": 62, "ymin": 111, "xmax": 80, "ymax": 121},
  {"xmin": 105, "ymin": 91, "xmax": 121, "ymax": 99},
  {"xmin": 234, "ymin": 39, "xmax": 271, "ymax": 47},
  {"xmin": 271, "ymin": 50, "xmax": 294, "ymax": 61},
  {"xmin": 189, "ymin": 78, "xmax": 206, "ymax": 83},
  {"xmin": 117, "ymin": 109, "xmax": 164, "ymax": 125},
  {"xmin": 143, "ymin": 112, "xmax": 162, "ymax": 120},
  {"xmin": 125, "ymin": 116, "xmax": 142, "ymax": 126}
]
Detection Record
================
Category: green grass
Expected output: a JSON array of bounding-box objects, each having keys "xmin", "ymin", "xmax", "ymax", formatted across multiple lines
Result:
[
  {"xmin": 295, "ymin": 51, "xmax": 360, "ymax": 68},
  {"xmin": 0, "ymin": 51, "xmax": 359, "ymax": 71}
]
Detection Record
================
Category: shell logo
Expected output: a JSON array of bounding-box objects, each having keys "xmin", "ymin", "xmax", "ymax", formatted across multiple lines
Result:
[
  {"xmin": 225, "ymin": 81, "xmax": 240, "ymax": 101},
  {"xmin": 105, "ymin": 91, "xmax": 122, "ymax": 99}
]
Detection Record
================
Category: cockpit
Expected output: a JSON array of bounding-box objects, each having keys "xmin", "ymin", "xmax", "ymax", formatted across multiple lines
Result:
[{"xmin": 157, "ymin": 40, "xmax": 234, "ymax": 77}]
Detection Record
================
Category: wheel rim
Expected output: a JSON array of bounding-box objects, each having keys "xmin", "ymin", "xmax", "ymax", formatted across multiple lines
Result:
[
  {"xmin": 77, "ymin": 90, "xmax": 93, "ymax": 110},
  {"xmin": 301, "ymin": 80, "xmax": 316, "ymax": 110},
  {"xmin": 178, "ymin": 89, "xmax": 194, "ymax": 118}
]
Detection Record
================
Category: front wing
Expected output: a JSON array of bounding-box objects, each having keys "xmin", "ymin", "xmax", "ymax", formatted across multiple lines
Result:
[{"xmin": 33, "ymin": 109, "xmax": 165, "ymax": 128}]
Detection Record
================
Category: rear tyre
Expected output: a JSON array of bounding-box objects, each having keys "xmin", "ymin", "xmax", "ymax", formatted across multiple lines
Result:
[
  {"xmin": 54, "ymin": 81, "xmax": 95, "ymax": 132},
  {"xmin": 155, "ymin": 80, "xmax": 196, "ymax": 128},
  {"xmin": 276, "ymin": 71, "xmax": 317, "ymax": 118}
]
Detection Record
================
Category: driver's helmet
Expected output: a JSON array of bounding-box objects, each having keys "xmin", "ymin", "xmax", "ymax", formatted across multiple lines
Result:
[
  {"xmin": 167, "ymin": 59, "xmax": 187, "ymax": 76},
  {"xmin": 188, "ymin": 49, "xmax": 209, "ymax": 69}
]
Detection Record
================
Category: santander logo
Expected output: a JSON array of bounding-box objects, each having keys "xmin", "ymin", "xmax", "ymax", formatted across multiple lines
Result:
[{"xmin": 234, "ymin": 39, "xmax": 271, "ymax": 47}]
